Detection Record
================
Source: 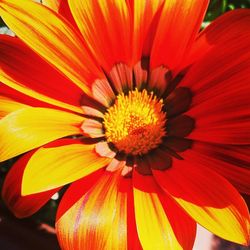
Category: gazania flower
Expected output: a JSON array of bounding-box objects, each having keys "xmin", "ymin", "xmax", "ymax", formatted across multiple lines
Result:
[{"xmin": 0, "ymin": 0, "xmax": 249, "ymax": 249}]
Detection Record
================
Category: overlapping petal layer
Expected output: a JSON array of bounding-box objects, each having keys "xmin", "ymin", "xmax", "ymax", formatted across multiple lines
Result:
[
  {"xmin": 0, "ymin": 0, "xmax": 249, "ymax": 249},
  {"xmin": 0, "ymin": 107, "xmax": 83, "ymax": 162},
  {"xmin": 56, "ymin": 171, "xmax": 128, "ymax": 250},
  {"xmin": 22, "ymin": 141, "xmax": 111, "ymax": 195},
  {"xmin": 153, "ymin": 159, "xmax": 250, "ymax": 245},
  {"xmin": 0, "ymin": 35, "xmax": 84, "ymax": 113},
  {"xmin": 0, "ymin": 95, "xmax": 28, "ymax": 119},
  {"xmin": 2, "ymin": 141, "xmax": 70, "ymax": 218},
  {"xmin": 0, "ymin": 0, "xmax": 103, "ymax": 95}
]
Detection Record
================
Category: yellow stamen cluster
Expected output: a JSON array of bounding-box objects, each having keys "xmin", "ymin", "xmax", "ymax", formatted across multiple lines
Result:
[{"xmin": 103, "ymin": 89, "xmax": 166, "ymax": 155}]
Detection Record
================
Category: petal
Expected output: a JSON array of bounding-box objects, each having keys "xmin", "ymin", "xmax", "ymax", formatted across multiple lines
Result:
[
  {"xmin": 92, "ymin": 78, "xmax": 116, "ymax": 107},
  {"xmin": 0, "ymin": 107, "xmax": 83, "ymax": 162},
  {"xmin": 153, "ymin": 159, "xmax": 250, "ymax": 245},
  {"xmin": 133, "ymin": 171, "xmax": 196, "ymax": 250},
  {"xmin": 22, "ymin": 142, "xmax": 111, "ymax": 195},
  {"xmin": 0, "ymin": 0, "xmax": 103, "ymax": 95},
  {"xmin": 96, "ymin": 142, "xmax": 116, "ymax": 159},
  {"xmin": 184, "ymin": 9, "xmax": 250, "ymax": 67},
  {"xmin": 150, "ymin": 0, "xmax": 209, "ymax": 70},
  {"xmin": 129, "ymin": 0, "xmax": 164, "ymax": 62},
  {"xmin": 181, "ymin": 28, "xmax": 250, "ymax": 144},
  {"xmin": 43, "ymin": 0, "xmax": 61, "ymax": 12},
  {"xmin": 0, "ymin": 35, "xmax": 84, "ymax": 114},
  {"xmin": 181, "ymin": 142, "xmax": 250, "ymax": 195},
  {"xmin": 0, "ymin": 82, "xmax": 56, "ymax": 110},
  {"xmin": 1, "ymin": 141, "xmax": 75, "ymax": 218},
  {"xmin": 0, "ymin": 95, "xmax": 28, "ymax": 119},
  {"xmin": 81, "ymin": 119, "xmax": 104, "ymax": 138},
  {"xmin": 56, "ymin": 171, "xmax": 128, "ymax": 250},
  {"xmin": 68, "ymin": 0, "xmax": 131, "ymax": 71}
]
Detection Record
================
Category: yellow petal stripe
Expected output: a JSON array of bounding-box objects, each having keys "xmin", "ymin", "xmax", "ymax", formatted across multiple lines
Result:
[
  {"xmin": 22, "ymin": 144, "xmax": 111, "ymax": 195},
  {"xmin": 131, "ymin": 0, "xmax": 164, "ymax": 62},
  {"xmin": 0, "ymin": 107, "xmax": 83, "ymax": 162},
  {"xmin": 133, "ymin": 173, "xmax": 189, "ymax": 250},
  {"xmin": 0, "ymin": 0, "xmax": 102, "ymax": 95},
  {"xmin": 68, "ymin": 0, "xmax": 131, "ymax": 71}
]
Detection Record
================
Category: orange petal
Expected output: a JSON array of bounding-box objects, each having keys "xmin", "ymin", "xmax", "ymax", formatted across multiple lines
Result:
[
  {"xmin": 133, "ymin": 171, "xmax": 196, "ymax": 250},
  {"xmin": 0, "ymin": 35, "xmax": 84, "ymax": 114},
  {"xmin": 68, "ymin": 0, "xmax": 131, "ymax": 71},
  {"xmin": 0, "ymin": 95, "xmax": 28, "ymax": 118},
  {"xmin": 56, "ymin": 171, "xmax": 128, "ymax": 250},
  {"xmin": 129, "ymin": 0, "xmax": 164, "ymax": 62},
  {"xmin": 153, "ymin": 159, "xmax": 250, "ymax": 245},
  {"xmin": 150, "ymin": 0, "xmax": 209, "ymax": 70},
  {"xmin": 0, "ymin": 0, "xmax": 103, "ymax": 95},
  {"xmin": 22, "ymin": 142, "xmax": 111, "ymax": 195},
  {"xmin": 183, "ymin": 9, "xmax": 250, "ymax": 68},
  {"xmin": 0, "ymin": 107, "xmax": 83, "ymax": 162}
]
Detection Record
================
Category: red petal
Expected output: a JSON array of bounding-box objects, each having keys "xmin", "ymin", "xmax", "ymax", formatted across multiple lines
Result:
[
  {"xmin": 181, "ymin": 24, "xmax": 250, "ymax": 144},
  {"xmin": 58, "ymin": 0, "xmax": 78, "ymax": 28},
  {"xmin": 181, "ymin": 142, "xmax": 250, "ymax": 195},
  {"xmin": 183, "ymin": 9, "xmax": 250, "ymax": 68}
]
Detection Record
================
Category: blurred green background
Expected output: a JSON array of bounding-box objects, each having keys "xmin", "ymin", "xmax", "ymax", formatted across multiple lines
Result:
[{"xmin": 0, "ymin": 0, "xmax": 250, "ymax": 249}]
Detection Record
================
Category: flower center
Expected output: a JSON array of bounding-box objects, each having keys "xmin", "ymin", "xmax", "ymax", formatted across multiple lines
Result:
[{"xmin": 103, "ymin": 89, "xmax": 167, "ymax": 155}]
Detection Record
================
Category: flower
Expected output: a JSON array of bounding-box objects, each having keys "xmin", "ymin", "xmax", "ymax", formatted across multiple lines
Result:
[{"xmin": 0, "ymin": 0, "xmax": 249, "ymax": 249}]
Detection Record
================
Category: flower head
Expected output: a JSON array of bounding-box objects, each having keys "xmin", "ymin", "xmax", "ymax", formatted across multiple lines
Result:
[{"xmin": 0, "ymin": 0, "xmax": 249, "ymax": 249}]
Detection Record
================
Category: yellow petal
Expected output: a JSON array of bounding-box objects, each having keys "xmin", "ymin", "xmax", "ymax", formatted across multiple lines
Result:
[
  {"xmin": 0, "ymin": 95, "xmax": 28, "ymax": 118},
  {"xmin": 43, "ymin": 0, "xmax": 61, "ymax": 12},
  {"xmin": 0, "ymin": 107, "xmax": 83, "ymax": 162},
  {"xmin": 0, "ymin": 0, "xmax": 103, "ymax": 95},
  {"xmin": 22, "ymin": 143, "xmax": 111, "ymax": 195}
]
